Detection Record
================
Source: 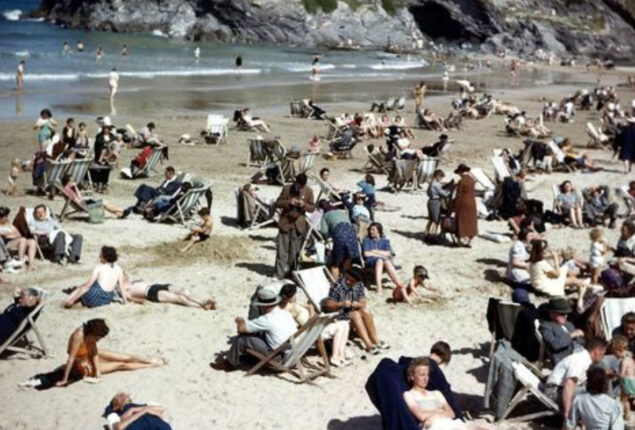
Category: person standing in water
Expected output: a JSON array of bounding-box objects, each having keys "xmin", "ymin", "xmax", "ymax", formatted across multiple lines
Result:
[
  {"xmin": 121, "ymin": 44, "xmax": 128, "ymax": 59},
  {"xmin": 194, "ymin": 47, "xmax": 200, "ymax": 61},
  {"xmin": 311, "ymin": 53, "xmax": 322, "ymax": 80},
  {"xmin": 76, "ymin": 40, "xmax": 84, "ymax": 52},
  {"xmin": 16, "ymin": 60, "xmax": 25, "ymax": 92},
  {"xmin": 109, "ymin": 68, "xmax": 119, "ymax": 102},
  {"xmin": 62, "ymin": 41, "xmax": 71, "ymax": 56},
  {"xmin": 235, "ymin": 55, "xmax": 242, "ymax": 69},
  {"xmin": 96, "ymin": 47, "xmax": 103, "ymax": 62}
]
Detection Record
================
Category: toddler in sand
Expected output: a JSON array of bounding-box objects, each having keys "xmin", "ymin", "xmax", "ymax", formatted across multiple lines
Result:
[
  {"xmin": 610, "ymin": 335, "xmax": 635, "ymax": 420},
  {"xmin": 7, "ymin": 158, "xmax": 21, "ymax": 196},
  {"xmin": 588, "ymin": 228, "xmax": 609, "ymax": 284},
  {"xmin": 179, "ymin": 208, "xmax": 213, "ymax": 253},
  {"xmin": 392, "ymin": 265, "xmax": 440, "ymax": 304}
]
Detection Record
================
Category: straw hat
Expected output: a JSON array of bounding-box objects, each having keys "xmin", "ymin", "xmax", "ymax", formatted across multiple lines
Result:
[{"xmin": 253, "ymin": 287, "xmax": 281, "ymax": 307}]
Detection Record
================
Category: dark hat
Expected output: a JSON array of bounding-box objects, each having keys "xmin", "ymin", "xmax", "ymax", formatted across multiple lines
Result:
[
  {"xmin": 344, "ymin": 267, "xmax": 364, "ymax": 282},
  {"xmin": 439, "ymin": 134, "xmax": 449, "ymax": 140},
  {"xmin": 414, "ymin": 266, "xmax": 429, "ymax": 280},
  {"xmin": 511, "ymin": 288, "xmax": 531, "ymax": 305},
  {"xmin": 546, "ymin": 297, "xmax": 572, "ymax": 314},
  {"xmin": 454, "ymin": 163, "xmax": 471, "ymax": 174}
]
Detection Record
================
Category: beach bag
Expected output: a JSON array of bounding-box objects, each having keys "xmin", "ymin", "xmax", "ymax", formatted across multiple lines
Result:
[
  {"xmin": 441, "ymin": 216, "xmax": 457, "ymax": 234},
  {"xmin": 85, "ymin": 199, "xmax": 105, "ymax": 224}
]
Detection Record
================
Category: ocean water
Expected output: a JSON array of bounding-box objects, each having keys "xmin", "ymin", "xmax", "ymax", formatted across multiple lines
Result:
[{"xmin": 0, "ymin": 0, "xmax": 567, "ymax": 119}]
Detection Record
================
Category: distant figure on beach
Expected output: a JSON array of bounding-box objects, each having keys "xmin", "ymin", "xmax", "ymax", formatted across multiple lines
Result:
[
  {"xmin": 121, "ymin": 44, "xmax": 128, "ymax": 58},
  {"xmin": 194, "ymin": 47, "xmax": 200, "ymax": 61},
  {"xmin": 16, "ymin": 60, "xmax": 25, "ymax": 92},
  {"xmin": 414, "ymin": 82, "xmax": 426, "ymax": 112},
  {"xmin": 76, "ymin": 40, "xmax": 84, "ymax": 52},
  {"xmin": 235, "ymin": 55, "xmax": 242, "ymax": 69},
  {"xmin": 109, "ymin": 67, "xmax": 119, "ymax": 102},
  {"xmin": 510, "ymin": 58, "xmax": 518, "ymax": 85},
  {"xmin": 311, "ymin": 53, "xmax": 322, "ymax": 81},
  {"xmin": 96, "ymin": 47, "xmax": 103, "ymax": 61},
  {"xmin": 62, "ymin": 40, "xmax": 71, "ymax": 55}
]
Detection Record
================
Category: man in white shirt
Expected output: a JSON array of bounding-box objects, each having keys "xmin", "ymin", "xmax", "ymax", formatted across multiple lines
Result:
[
  {"xmin": 543, "ymin": 337, "xmax": 608, "ymax": 425},
  {"xmin": 212, "ymin": 288, "xmax": 296, "ymax": 371},
  {"xmin": 16, "ymin": 60, "xmax": 25, "ymax": 91}
]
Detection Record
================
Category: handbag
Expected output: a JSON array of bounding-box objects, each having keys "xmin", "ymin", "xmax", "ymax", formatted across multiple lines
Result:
[{"xmin": 441, "ymin": 216, "xmax": 456, "ymax": 233}]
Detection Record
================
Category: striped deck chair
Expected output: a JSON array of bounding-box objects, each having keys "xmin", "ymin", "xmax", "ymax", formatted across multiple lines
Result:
[
  {"xmin": 159, "ymin": 186, "xmax": 209, "ymax": 226},
  {"xmin": 235, "ymin": 188, "xmax": 277, "ymax": 230},
  {"xmin": 247, "ymin": 138, "xmax": 268, "ymax": 167},
  {"xmin": 601, "ymin": 298, "xmax": 635, "ymax": 340},
  {"xmin": 43, "ymin": 159, "xmax": 71, "ymax": 192},
  {"xmin": 56, "ymin": 184, "xmax": 104, "ymax": 223},
  {"xmin": 0, "ymin": 293, "xmax": 49, "ymax": 358},
  {"xmin": 388, "ymin": 159, "xmax": 418, "ymax": 191},
  {"xmin": 246, "ymin": 313, "xmax": 337, "ymax": 383},
  {"xmin": 417, "ymin": 157, "xmax": 439, "ymax": 186},
  {"xmin": 66, "ymin": 158, "xmax": 93, "ymax": 189},
  {"xmin": 206, "ymin": 114, "xmax": 229, "ymax": 144},
  {"xmin": 363, "ymin": 146, "xmax": 390, "ymax": 174}
]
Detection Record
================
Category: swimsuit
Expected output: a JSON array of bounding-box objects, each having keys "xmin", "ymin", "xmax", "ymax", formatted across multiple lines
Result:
[
  {"xmin": 145, "ymin": 284, "xmax": 170, "ymax": 303},
  {"xmin": 81, "ymin": 281, "xmax": 116, "ymax": 308}
]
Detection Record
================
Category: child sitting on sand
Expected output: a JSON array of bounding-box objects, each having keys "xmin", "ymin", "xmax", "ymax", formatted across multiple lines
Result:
[
  {"xmin": 588, "ymin": 227, "xmax": 609, "ymax": 284},
  {"xmin": 611, "ymin": 335, "xmax": 635, "ymax": 420},
  {"xmin": 179, "ymin": 208, "xmax": 213, "ymax": 253},
  {"xmin": 392, "ymin": 265, "xmax": 440, "ymax": 304},
  {"xmin": 7, "ymin": 158, "xmax": 21, "ymax": 196},
  {"xmin": 308, "ymin": 135, "xmax": 321, "ymax": 153}
]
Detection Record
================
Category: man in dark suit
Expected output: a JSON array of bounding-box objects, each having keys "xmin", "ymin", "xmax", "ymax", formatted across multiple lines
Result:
[
  {"xmin": 274, "ymin": 173, "xmax": 315, "ymax": 279},
  {"xmin": 121, "ymin": 166, "xmax": 182, "ymax": 218},
  {"xmin": 538, "ymin": 297, "xmax": 585, "ymax": 365}
]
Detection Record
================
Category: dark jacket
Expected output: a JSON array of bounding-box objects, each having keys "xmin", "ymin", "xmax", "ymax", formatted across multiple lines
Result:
[
  {"xmin": 275, "ymin": 184, "xmax": 315, "ymax": 234},
  {"xmin": 539, "ymin": 319, "xmax": 575, "ymax": 365}
]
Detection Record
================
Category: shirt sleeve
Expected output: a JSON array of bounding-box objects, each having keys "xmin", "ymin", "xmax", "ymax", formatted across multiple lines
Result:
[
  {"xmin": 245, "ymin": 315, "xmax": 271, "ymax": 334},
  {"xmin": 361, "ymin": 238, "xmax": 372, "ymax": 252},
  {"xmin": 608, "ymin": 399, "xmax": 625, "ymax": 430}
]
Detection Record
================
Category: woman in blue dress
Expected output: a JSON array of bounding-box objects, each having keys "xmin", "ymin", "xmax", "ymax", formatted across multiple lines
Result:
[{"xmin": 362, "ymin": 222, "xmax": 405, "ymax": 294}]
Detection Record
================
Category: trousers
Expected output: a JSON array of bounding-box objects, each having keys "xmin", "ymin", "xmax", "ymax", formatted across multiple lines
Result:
[
  {"xmin": 226, "ymin": 334, "xmax": 271, "ymax": 368},
  {"xmin": 275, "ymin": 228, "xmax": 304, "ymax": 279}
]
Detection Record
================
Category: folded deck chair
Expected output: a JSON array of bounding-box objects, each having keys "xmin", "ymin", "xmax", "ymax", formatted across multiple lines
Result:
[
  {"xmin": 292, "ymin": 265, "xmax": 335, "ymax": 313},
  {"xmin": 470, "ymin": 168, "xmax": 496, "ymax": 193},
  {"xmin": 363, "ymin": 146, "xmax": 390, "ymax": 175},
  {"xmin": 500, "ymin": 360, "xmax": 560, "ymax": 421},
  {"xmin": 159, "ymin": 186, "xmax": 209, "ymax": 226},
  {"xmin": 235, "ymin": 188, "xmax": 277, "ymax": 230},
  {"xmin": 245, "ymin": 313, "xmax": 338, "ymax": 383},
  {"xmin": 206, "ymin": 114, "xmax": 229, "ymax": 144},
  {"xmin": 247, "ymin": 138, "xmax": 268, "ymax": 167},
  {"xmin": 601, "ymin": 298, "xmax": 635, "ymax": 340},
  {"xmin": 417, "ymin": 157, "xmax": 439, "ymax": 186},
  {"xmin": 0, "ymin": 298, "xmax": 49, "ymax": 358},
  {"xmin": 491, "ymin": 156, "xmax": 512, "ymax": 183},
  {"xmin": 388, "ymin": 159, "xmax": 418, "ymax": 191},
  {"xmin": 66, "ymin": 159, "xmax": 93, "ymax": 190}
]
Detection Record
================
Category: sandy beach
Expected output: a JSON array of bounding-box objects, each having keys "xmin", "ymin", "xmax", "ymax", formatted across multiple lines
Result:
[{"xmin": 0, "ymin": 61, "xmax": 633, "ymax": 430}]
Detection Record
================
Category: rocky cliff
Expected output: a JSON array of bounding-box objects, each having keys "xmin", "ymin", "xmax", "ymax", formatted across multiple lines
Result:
[{"xmin": 33, "ymin": 0, "xmax": 635, "ymax": 59}]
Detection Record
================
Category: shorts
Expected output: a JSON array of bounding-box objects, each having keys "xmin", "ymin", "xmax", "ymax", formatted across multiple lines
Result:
[{"xmin": 145, "ymin": 284, "xmax": 170, "ymax": 303}]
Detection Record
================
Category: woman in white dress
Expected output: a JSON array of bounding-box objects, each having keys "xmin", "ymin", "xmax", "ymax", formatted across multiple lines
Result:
[
  {"xmin": 109, "ymin": 67, "xmax": 119, "ymax": 101},
  {"xmin": 403, "ymin": 357, "xmax": 490, "ymax": 430}
]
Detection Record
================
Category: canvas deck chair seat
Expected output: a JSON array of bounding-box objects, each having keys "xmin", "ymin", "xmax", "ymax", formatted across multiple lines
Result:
[
  {"xmin": 586, "ymin": 122, "xmax": 609, "ymax": 147},
  {"xmin": 43, "ymin": 159, "xmax": 72, "ymax": 193},
  {"xmin": 394, "ymin": 96, "xmax": 406, "ymax": 111},
  {"xmin": 601, "ymin": 298, "xmax": 635, "ymax": 340},
  {"xmin": 66, "ymin": 158, "xmax": 93, "ymax": 189},
  {"xmin": 247, "ymin": 138, "xmax": 268, "ymax": 167},
  {"xmin": 470, "ymin": 168, "xmax": 496, "ymax": 194},
  {"xmin": 363, "ymin": 146, "xmax": 390, "ymax": 175},
  {"xmin": 293, "ymin": 265, "xmax": 335, "ymax": 314},
  {"xmin": 299, "ymin": 210, "xmax": 327, "ymax": 265},
  {"xmin": 126, "ymin": 147, "xmax": 164, "ymax": 179},
  {"xmin": 546, "ymin": 140, "xmax": 574, "ymax": 172},
  {"xmin": 0, "ymin": 296, "xmax": 49, "ymax": 358},
  {"xmin": 289, "ymin": 100, "xmax": 304, "ymax": 118},
  {"xmin": 159, "ymin": 186, "xmax": 209, "ymax": 225},
  {"xmin": 417, "ymin": 157, "xmax": 439, "ymax": 186},
  {"xmin": 616, "ymin": 184, "xmax": 634, "ymax": 217},
  {"xmin": 56, "ymin": 184, "xmax": 105, "ymax": 223},
  {"xmin": 388, "ymin": 159, "xmax": 418, "ymax": 191},
  {"xmin": 312, "ymin": 175, "xmax": 343, "ymax": 205},
  {"xmin": 206, "ymin": 114, "xmax": 229, "ymax": 144},
  {"xmin": 491, "ymin": 156, "xmax": 512, "ymax": 183},
  {"xmin": 235, "ymin": 187, "xmax": 277, "ymax": 229},
  {"xmin": 245, "ymin": 313, "xmax": 337, "ymax": 383}
]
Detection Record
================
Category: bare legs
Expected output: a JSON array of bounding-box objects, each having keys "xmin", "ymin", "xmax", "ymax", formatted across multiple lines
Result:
[
  {"xmin": 6, "ymin": 237, "xmax": 37, "ymax": 270},
  {"xmin": 104, "ymin": 203, "xmax": 124, "ymax": 217},
  {"xmin": 373, "ymin": 259, "xmax": 403, "ymax": 294},
  {"xmin": 97, "ymin": 349, "xmax": 166, "ymax": 375},
  {"xmin": 157, "ymin": 287, "xmax": 215, "ymax": 310},
  {"xmin": 179, "ymin": 235, "xmax": 201, "ymax": 253},
  {"xmin": 349, "ymin": 309, "xmax": 380, "ymax": 351},
  {"xmin": 568, "ymin": 206, "xmax": 584, "ymax": 228}
]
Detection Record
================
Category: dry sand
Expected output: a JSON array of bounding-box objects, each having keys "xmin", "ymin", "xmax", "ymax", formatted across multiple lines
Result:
[{"xmin": 0, "ymin": 62, "xmax": 633, "ymax": 430}]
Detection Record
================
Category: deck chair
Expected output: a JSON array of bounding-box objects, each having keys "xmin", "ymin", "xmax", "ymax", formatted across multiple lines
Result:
[
  {"xmin": 312, "ymin": 174, "xmax": 342, "ymax": 205},
  {"xmin": 56, "ymin": 184, "xmax": 104, "ymax": 223},
  {"xmin": 247, "ymin": 137, "xmax": 268, "ymax": 167},
  {"xmin": 533, "ymin": 319, "xmax": 547, "ymax": 369},
  {"xmin": 601, "ymin": 298, "xmax": 635, "ymax": 340},
  {"xmin": 66, "ymin": 159, "xmax": 93, "ymax": 189},
  {"xmin": 388, "ymin": 159, "xmax": 418, "ymax": 191},
  {"xmin": 0, "ymin": 297, "xmax": 49, "ymax": 358},
  {"xmin": 586, "ymin": 122, "xmax": 609, "ymax": 148},
  {"xmin": 615, "ymin": 184, "xmax": 634, "ymax": 218},
  {"xmin": 132, "ymin": 148, "xmax": 163, "ymax": 178},
  {"xmin": 12, "ymin": 206, "xmax": 53, "ymax": 260},
  {"xmin": 500, "ymin": 360, "xmax": 560, "ymax": 421},
  {"xmin": 394, "ymin": 96, "xmax": 406, "ymax": 111},
  {"xmin": 384, "ymin": 98, "xmax": 396, "ymax": 112},
  {"xmin": 235, "ymin": 188, "xmax": 277, "ymax": 229},
  {"xmin": 245, "ymin": 313, "xmax": 337, "ymax": 383},
  {"xmin": 206, "ymin": 114, "xmax": 229, "ymax": 144},
  {"xmin": 293, "ymin": 265, "xmax": 335, "ymax": 313},
  {"xmin": 289, "ymin": 100, "xmax": 303, "ymax": 118},
  {"xmin": 363, "ymin": 146, "xmax": 390, "ymax": 174},
  {"xmin": 158, "ymin": 186, "xmax": 209, "ymax": 225},
  {"xmin": 43, "ymin": 159, "xmax": 71, "ymax": 192},
  {"xmin": 470, "ymin": 168, "xmax": 496, "ymax": 193},
  {"xmin": 437, "ymin": 141, "xmax": 453, "ymax": 162},
  {"xmin": 417, "ymin": 157, "xmax": 439, "ymax": 186},
  {"xmin": 301, "ymin": 99, "xmax": 316, "ymax": 119},
  {"xmin": 488, "ymin": 301, "xmax": 522, "ymax": 358},
  {"xmin": 491, "ymin": 156, "xmax": 512, "ymax": 183},
  {"xmin": 546, "ymin": 140, "xmax": 574, "ymax": 172}
]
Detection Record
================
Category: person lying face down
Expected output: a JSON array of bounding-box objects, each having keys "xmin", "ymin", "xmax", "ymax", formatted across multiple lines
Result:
[{"xmin": 105, "ymin": 392, "xmax": 172, "ymax": 430}]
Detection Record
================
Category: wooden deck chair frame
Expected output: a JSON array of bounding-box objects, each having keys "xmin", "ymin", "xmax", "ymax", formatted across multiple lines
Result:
[
  {"xmin": 363, "ymin": 146, "xmax": 390, "ymax": 175},
  {"xmin": 245, "ymin": 313, "xmax": 337, "ymax": 383},
  {"xmin": 298, "ymin": 212, "xmax": 326, "ymax": 259},
  {"xmin": 159, "ymin": 186, "xmax": 209, "ymax": 226},
  {"xmin": 312, "ymin": 175, "xmax": 343, "ymax": 205},
  {"xmin": 0, "ymin": 301, "xmax": 48, "ymax": 358},
  {"xmin": 133, "ymin": 148, "xmax": 163, "ymax": 178},
  {"xmin": 292, "ymin": 265, "xmax": 336, "ymax": 313},
  {"xmin": 66, "ymin": 158, "xmax": 93, "ymax": 190},
  {"xmin": 500, "ymin": 359, "xmax": 560, "ymax": 421},
  {"xmin": 56, "ymin": 183, "xmax": 91, "ymax": 221},
  {"xmin": 235, "ymin": 188, "xmax": 277, "ymax": 230},
  {"xmin": 546, "ymin": 140, "xmax": 574, "ymax": 172}
]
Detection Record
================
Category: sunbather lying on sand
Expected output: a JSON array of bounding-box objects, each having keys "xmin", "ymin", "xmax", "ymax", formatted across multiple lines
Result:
[{"xmin": 122, "ymin": 272, "xmax": 216, "ymax": 310}]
